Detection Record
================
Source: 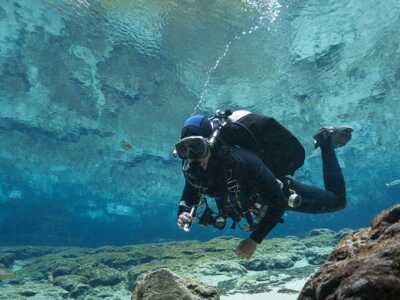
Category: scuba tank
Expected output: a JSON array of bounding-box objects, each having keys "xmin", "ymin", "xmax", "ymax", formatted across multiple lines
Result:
[{"xmin": 209, "ymin": 109, "xmax": 306, "ymax": 178}]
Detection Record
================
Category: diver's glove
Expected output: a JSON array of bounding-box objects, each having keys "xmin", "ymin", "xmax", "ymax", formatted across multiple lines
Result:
[
  {"xmin": 235, "ymin": 238, "xmax": 258, "ymax": 259},
  {"xmin": 177, "ymin": 211, "xmax": 194, "ymax": 232}
]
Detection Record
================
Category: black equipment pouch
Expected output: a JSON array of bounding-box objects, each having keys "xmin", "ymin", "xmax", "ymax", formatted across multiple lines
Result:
[
  {"xmin": 198, "ymin": 200, "xmax": 215, "ymax": 227},
  {"xmin": 197, "ymin": 198, "xmax": 225, "ymax": 230}
]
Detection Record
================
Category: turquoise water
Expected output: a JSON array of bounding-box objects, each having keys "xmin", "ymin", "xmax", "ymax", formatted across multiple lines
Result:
[
  {"xmin": 0, "ymin": 0, "xmax": 399, "ymax": 248},
  {"xmin": 1, "ymin": 1, "xmax": 400, "ymax": 299}
]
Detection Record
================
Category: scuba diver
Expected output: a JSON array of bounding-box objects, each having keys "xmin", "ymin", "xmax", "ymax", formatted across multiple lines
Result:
[{"xmin": 174, "ymin": 110, "xmax": 352, "ymax": 259}]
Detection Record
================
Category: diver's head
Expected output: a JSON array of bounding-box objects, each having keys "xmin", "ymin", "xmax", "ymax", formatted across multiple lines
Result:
[
  {"xmin": 180, "ymin": 115, "xmax": 212, "ymax": 139},
  {"xmin": 173, "ymin": 115, "xmax": 213, "ymax": 169}
]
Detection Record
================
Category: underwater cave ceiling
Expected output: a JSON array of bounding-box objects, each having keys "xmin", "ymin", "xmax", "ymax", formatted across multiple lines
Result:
[{"xmin": 0, "ymin": 0, "xmax": 400, "ymax": 238}]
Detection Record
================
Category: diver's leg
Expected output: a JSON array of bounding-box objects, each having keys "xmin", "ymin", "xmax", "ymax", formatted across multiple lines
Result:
[
  {"xmin": 288, "ymin": 178, "xmax": 345, "ymax": 213},
  {"xmin": 320, "ymin": 137, "xmax": 346, "ymax": 202},
  {"xmin": 288, "ymin": 129, "xmax": 349, "ymax": 213}
]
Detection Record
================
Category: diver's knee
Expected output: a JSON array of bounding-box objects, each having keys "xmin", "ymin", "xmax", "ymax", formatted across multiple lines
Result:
[{"xmin": 336, "ymin": 194, "xmax": 346, "ymax": 210}]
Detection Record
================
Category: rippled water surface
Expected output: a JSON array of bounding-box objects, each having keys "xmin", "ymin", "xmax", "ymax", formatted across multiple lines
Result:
[{"xmin": 43, "ymin": 0, "xmax": 284, "ymax": 112}]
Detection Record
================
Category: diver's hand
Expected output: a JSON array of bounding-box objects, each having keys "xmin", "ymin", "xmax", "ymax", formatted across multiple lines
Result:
[
  {"xmin": 235, "ymin": 238, "xmax": 258, "ymax": 259},
  {"xmin": 177, "ymin": 212, "xmax": 193, "ymax": 231}
]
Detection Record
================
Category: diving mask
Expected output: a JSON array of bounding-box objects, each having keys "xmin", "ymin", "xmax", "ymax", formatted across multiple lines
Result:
[{"xmin": 174, "ymin": 136, "xmax": 210, "ymax": 160}]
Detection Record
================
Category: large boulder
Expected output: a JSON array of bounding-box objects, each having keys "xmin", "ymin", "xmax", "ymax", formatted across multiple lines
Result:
[
  {"xmin": 132, "ymin": 268, "xmax": 220, "ymax": 300},
  {"xmin": 299, "ymin": 204, "xmax": 400, "ymax": 300}
]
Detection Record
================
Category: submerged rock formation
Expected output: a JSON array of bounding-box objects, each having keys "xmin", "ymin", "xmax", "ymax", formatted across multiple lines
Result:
[
  {"xmin": 0, "ymin": 229, "xmax": 341, "ymax": 299},
  {"xmin": 299, "ymin": 204, "xmax": 400, "ymax": 300},
  {"xmin": 132, "ymin": 268, "xmax": 219, "ymax": 300}
]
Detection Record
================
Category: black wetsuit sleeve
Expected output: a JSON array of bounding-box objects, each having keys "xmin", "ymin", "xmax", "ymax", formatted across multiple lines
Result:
[
  {"xmin": 178, "ymin": 181, "xmax": 201, "ymax": 216},
  {"xmin": 232, "ymin": 148, "xmax": 286, "ymax": 243}
]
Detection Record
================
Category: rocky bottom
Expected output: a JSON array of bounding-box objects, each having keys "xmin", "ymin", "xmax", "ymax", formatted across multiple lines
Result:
[
  {"xmin": 299, "ymin": 204, "xmax": 400, "ymax": 300},
  {"xmin": 0, "ymin": 228, "xmax": 349, "ymax": 300}
]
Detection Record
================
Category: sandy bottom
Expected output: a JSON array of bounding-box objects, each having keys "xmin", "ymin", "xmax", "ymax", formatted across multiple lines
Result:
[{"xmin": 221, "ymin": 278, "xmax": 307, "ymax": 300}]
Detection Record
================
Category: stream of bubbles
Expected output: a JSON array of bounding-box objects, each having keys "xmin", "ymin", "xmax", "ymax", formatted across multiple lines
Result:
[{"xmin": 193, "ymin": 0, "xmax": 283, "ymax": 113}]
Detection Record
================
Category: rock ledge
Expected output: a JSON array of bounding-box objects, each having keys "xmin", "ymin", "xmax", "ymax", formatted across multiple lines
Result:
[{"xmin": 299, "ymin": 204, "xmax": 400, "ymax": 300}]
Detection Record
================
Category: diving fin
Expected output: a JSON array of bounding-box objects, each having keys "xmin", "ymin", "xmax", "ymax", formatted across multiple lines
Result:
[{"xmin": 313, "ymin": 126, "xmax": 353, "ymax": 149}]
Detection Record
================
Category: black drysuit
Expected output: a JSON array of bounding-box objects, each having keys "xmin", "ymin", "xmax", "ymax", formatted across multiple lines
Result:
[{"xmin": 179, "ymin": 141, "xmax": 346, "ymax": 243}]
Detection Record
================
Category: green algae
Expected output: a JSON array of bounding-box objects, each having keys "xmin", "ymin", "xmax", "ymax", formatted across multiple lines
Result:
[{"xmin": 0, "ymin": 230, "xmax": 339, "ymax": 299}]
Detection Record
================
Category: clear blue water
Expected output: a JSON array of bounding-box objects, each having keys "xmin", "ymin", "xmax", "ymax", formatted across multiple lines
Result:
[{"xmin": 0, "ymin": 0, "xmax": 399, "ymax": 248}]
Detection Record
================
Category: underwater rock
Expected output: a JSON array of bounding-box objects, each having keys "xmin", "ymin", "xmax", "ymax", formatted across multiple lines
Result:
[
  {"xmin": 87, "ymin": 265, "xmax": 123, "ymax": 287},
  {"xmin": 307, "ymin": 228, "xmax": 336, "ymax": 237},
  {"xmin": 52, "ymin": 275, "xmax": 87, "ymax": 292},
  {"xmin": 299, "ymin": 204, "xmax": 400, "ymax": 300},
  {"xmin": 0, "ymin": 281, "xmax": 69, "ymax": 300},
  {"xmin": 303, "ymin": 228, "xmax": 340, "ymax": 248},
  {"xmin": 0, "ymin": 252, "xmax": 16, "ymax": 268},
  {"xmin": 195, "ymin": 261, "xmax": 247, "ymax": 276},
  {"xmin": 304, "ymin": 247, "xmax": 332, "ymax": 265},
  {"xmin": 70, "ymin": 283, "xmax": 91, "ymax": 299},
  {"xmin": 334, "ymin": 228, "xmax": 354, "ymax": 241},
  {"xmin": 371, "ymin": 204, "xmax": 400, "ymax": 228},
  {"xmin": 132, "ymin": 268, "xmax": 220, "ymax": 300},
  {"xmin": 241, "ymin": 255, "xmax": 295, "ymax": 271},
  {"xmin": 0, "ymin": 246, "xmax": 57, "ymax": 269}
]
